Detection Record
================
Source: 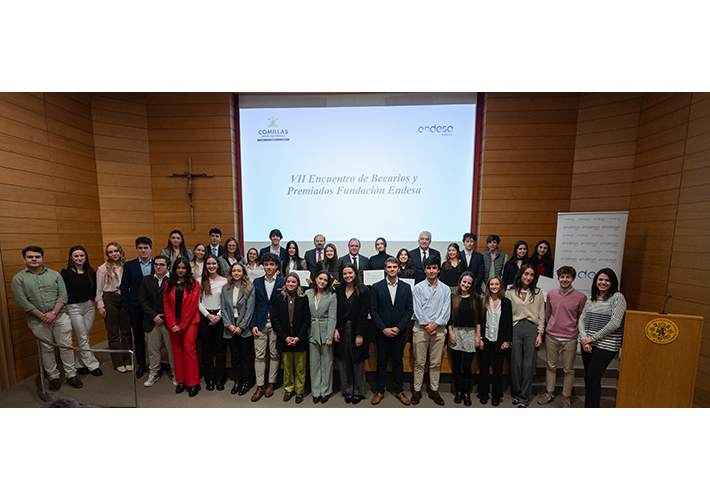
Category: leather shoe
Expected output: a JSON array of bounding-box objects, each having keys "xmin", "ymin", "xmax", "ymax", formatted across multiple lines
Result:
[
  {"xmin": 216, "ymin": 382, "xmax": 225, "ymax": 391},
  {"xmin": 231, "ymin": 383, "xmax": 240, "ymax": 395},
  {"xmin": 48, "ymin": 378, "xmax": 61, "ymax": 391},
  {"xmin": 67, "ymin": 377, "xmax": 83, "ymax": 388},
  {"xmin": 428, "ymin": 390, "xmax": 445, "ymax": 406},
  {"xmin": 206, "ymin": 380, "xmax": 215, "ymax": 391},
  {"xmin": 175, "ymin": 382, "xmax": 186, "ymax": 394},
  {"xmin": 313, "ymin": 395, "xmax": 321, "ymax": 404},
  {"xmin": 454, "ymin": 391, "xmax": 463, "ymax": 405},
  {"xmin": 395, "ymin": 392, "xmax": 410, "ymax": 406},
  {"xmin": 283, "ymin": 391, "xmax": 294, "ymax": 402},
  {"xmin": 462, "ymin": 393, "xmax": 472, "ymax": 407},
  {"xmin": 321, "ymin": 395, "xmax": 329, "ymax": 404},
  {"xmin": 492, "ymin": 397, "xmax": 500, "ymax": 407},
  {"xmin": 295, "ymin": 394, "xmax": 304, "ymax": 404},
  {"xmin": 135, "ymin": 365, "xmax": 145, "ymax": 379},
  {"xmin": 265, "ymin": 383, "xmax": 275, "ymax": 397},
  {"xmin": 89, "ymin": 368, "xmax": 103, "ymax": 377},
  {"xmin": 352, "ymin": 395, "xmax": 362, "ymax": 405},
  {"xmin": 344, "ymin": 394, "xmax": 352, "ymax": 404},
  {"xmin": 410, "ymin": 391, "xmax": 422, "ymax": 405},
  {"xmin": 238, "ymin": 383, "xmax": 250, "ymax": 396},
  {"xmin": 251, "ymin": 386, "xmax": 264, "ymax": 402},
  {"xmin": 371, "ymin": 393, "xmax": 384, "ymax": 405},
  {"xmin": 188, "ymin": 384, "xmax": 201, "ymax": 397},
  {"xmin": 77, "ymin": 367, "xmax": 90, "ymax": 375}
]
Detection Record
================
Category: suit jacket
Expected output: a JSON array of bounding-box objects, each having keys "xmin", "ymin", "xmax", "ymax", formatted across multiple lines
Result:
[
  {"xmin": 479, "ymin": 297, "xmax": 513, "ymax": 352},
  {"xmin": 409, "ymin": 247, "xmax": 441, "ymax": 284},
  {"xmin": 338, "ymin": 254, "xmax": 370, "ymax": 281},
  {"xmin": 163, "ymin": 282, "xmax": 201, "ymax": 331},
  {"xmin": 334, "ymin": 285, "xmax": 371, "ymax": 363},
  {"xmin": 218, "ymin": 255, "xmax": 247, "ymax": 277},
  {"xmin": 304, "ymin": 248, "xmax": 324, "ymax": 275},
  {"xmin": 370, "ymin": 278, "xmax": 413, "ymax": 334},
  {"xmin": 280, "ymin": 257, "xmax": 307, "ymax": 277},
  {"xmin": 305, "ymin": 289, "xmax": 337, "ymax": 345},
  {"xmin": 461, "ymin": 249, "xmax": 486, "ymax": 291},
  {"xmin": 271, "ymin": 293, "xmax": 310, "ymax": 352},
  {"xmin": 120, "ymin": 258, "xmax": 154, "ymax": 309},
  {"xmin": 220, "ymin": 283, "xmax": 256, "ymax": 339},
  {"xmin": 207, "ymin": 244, "xmax": 225, "ymax": 258},
  {"xmin": 250, "ymin": 275, "xmax": 285, "ymax": 331},
  {"xmin": 138, "ymin": 274, "xmax": 167, "ymax": 332},
  {"xmin": 259, "ymin": 245, "xmax": 286, "ymax": 261}
]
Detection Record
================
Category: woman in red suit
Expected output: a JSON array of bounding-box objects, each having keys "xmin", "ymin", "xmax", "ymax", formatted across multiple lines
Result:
[{"xmin": 164, "ymin": 257, "xmax": 202, "ymax": 397}]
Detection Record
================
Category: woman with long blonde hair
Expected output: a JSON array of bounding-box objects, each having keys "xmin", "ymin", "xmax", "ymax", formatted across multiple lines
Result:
[
  {"xmin": 221, "ymin": 263, "xmax": 256, "ymax": 395},
  {"xmin": 96, "ymin": 242, "xmax": 133, "ymax": 372}
]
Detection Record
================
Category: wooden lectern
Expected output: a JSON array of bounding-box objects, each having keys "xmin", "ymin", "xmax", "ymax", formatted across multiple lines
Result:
[{"xmin": 616, "ymin": 310, "xmax": 704, "ymax": 408}]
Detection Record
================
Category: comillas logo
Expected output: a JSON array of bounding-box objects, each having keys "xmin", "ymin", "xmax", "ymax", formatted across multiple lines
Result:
[
  {"xmin": 257, "ymin": 116, "xmax": 290, "ymax": 141},
  {"xmin": 418, "ymin": 125, "xmax": 454, "ymax": 135}
]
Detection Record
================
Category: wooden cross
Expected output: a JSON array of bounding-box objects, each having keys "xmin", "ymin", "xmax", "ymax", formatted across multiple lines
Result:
[{"xmin": 169, "ymin": 159, "xmax": 214, "ymax": 230}]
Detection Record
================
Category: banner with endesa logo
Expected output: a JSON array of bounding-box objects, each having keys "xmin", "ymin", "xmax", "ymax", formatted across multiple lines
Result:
[{"xmin": 554, "ymin": 211, "xmax": 628, "ymax": 298}]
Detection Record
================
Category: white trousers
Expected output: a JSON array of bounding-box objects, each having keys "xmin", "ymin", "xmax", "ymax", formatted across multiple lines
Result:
[{"xmin": 65, "ymin": 301, "xmax": 100, "ymax": 371}]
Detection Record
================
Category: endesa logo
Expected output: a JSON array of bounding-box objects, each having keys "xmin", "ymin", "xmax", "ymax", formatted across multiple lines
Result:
[{"xmin": 418, "ymin": 125, "xmax": 454, "ymax": 135}]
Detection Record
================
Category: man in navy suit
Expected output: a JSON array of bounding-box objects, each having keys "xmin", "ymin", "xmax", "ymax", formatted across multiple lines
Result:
[
  {"xmin": 461, "ymin": 232, "xmax": 486, "ymax": 292},
  {"xmin": 207, "ymin": 228, "xmax": 225, "ymax": 257},
  {"xmin": 259, "ymin": 228, "xmax": 286, "ymax": 261},
  {"xmin": 249, "ymin": 252, "xmax": 285, "ymax": 401},
  {"xmin": 120, "ymin": 236, "xmax": 155, "ymax": 378},
  {"xmin": 370, "ymin": 258, "xmax": 413, "ymax": 406},
  {"xmin": 409, "ymin": 231, "xmax": 441, "ymax": 283},
  {"xmin": 304, "ymin": 234, "xmax": 326, "ymax": 275}
]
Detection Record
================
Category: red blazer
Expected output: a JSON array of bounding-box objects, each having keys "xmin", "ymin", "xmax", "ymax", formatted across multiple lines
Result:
[{"xmin": 163, "ymin": 281, "xmax": 201, "ymax": 331}]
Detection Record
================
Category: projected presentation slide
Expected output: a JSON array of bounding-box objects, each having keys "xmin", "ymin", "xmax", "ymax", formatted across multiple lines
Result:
[{"xmin": 239, "ymin": 103, "xmax": 476, "ymax": 247}]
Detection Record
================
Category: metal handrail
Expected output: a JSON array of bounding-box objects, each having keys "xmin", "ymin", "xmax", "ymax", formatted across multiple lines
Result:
[{"xmin": 35, "ymin": 337, "xmax": 139, "ymax": 408}]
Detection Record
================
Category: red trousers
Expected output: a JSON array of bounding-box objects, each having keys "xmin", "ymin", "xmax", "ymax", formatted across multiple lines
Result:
[{"xmin": 169, "ymin": 324, "xmax": 200, "ymax": 386}]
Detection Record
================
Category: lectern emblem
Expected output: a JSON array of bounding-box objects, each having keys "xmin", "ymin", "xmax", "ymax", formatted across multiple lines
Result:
[{"xmin": 645, "ymin": 318, "xmax": 679, "ymax": 345}]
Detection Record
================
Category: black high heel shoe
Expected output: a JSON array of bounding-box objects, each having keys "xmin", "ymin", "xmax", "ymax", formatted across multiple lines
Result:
[
  {"xmin": 189, "ymin": 384, "xmax": 201, "ymax": 397},
  {"xmin": 175, "ymin": 382, "xmax": 186, "ymax": 394}
]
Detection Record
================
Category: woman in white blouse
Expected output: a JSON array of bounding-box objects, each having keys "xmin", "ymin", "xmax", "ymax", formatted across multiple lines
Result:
[
  {"xmin": 505, "ymin": 264, "xmax": 545, "ymax": 408},
  {"xmin": 475, "ymin": 276, "xmax": 512, "ymax": 406},
  {"xmin": 198, "ymin": 255, "xmax": 228, "ymax": 391},
  {"xmin": 245, "ymin": 247, "xmax": 265, "ymax": 282},
  {"xmin": 191, "ymin": 243, "xmax": 206, "ymax": 279},
  {"xmin": 96, "ymin": 242, "xmax": 133, "ymax": 372},
  {"xmin": 578, "ymin": 268, "xmax": 626, "ymax": 408}
]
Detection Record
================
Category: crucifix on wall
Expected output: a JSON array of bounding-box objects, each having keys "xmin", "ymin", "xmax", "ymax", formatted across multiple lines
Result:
[{"xmin": 169, "ymin": 159, "xmax": 214, "ymax": 230}]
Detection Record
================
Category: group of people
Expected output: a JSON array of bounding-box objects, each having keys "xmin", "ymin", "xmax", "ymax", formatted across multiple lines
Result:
[{"xmin": 11, "ymin": 227, "xmax": 626, "ymax": 408}]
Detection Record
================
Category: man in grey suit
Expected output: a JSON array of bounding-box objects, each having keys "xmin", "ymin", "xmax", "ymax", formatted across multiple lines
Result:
[
  {"xmin": 138, "ymin": 255, "xmax": 175, "ymax": 387},
  {"xmin": 338, "ymin": 238, "xmax": 370, "ymax": 279}
]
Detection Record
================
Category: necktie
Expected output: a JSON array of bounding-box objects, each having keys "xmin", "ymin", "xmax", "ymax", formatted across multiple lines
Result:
[
  {"xmin": 317, "ymin": 251, "xmax": 322, "ymax": 262},
  {"xmin": 422, "ymin": 251, "xmax": 427, "ymax": 263},
  {"xmin": 352, "ymin": 255, "xmax": 358, "ymax": 270},
  {"xmin": 213, "ymin": 247, "xmax": 217, "ymax": 256}
]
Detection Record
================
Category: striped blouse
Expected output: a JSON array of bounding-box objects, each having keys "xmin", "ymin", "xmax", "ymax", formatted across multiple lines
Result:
[{"xmin": 578, "ymin": 292, "xmax": 626, "ymax": 352}]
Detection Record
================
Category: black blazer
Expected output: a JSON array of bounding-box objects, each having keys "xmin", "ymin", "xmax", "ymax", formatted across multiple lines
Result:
[
  {"xmin": 409, "ymin": 247, "xmax": 441, "ymax": 283},
  {"xmin": 138, "ymin": 274, "xmax": 166, "ymax": 332},
  {"xmin": 271, "ymin": 293, "xmax": 311, "ymax": 353},
  {"xmin": 479, "ymin": 297, "xmax": 513, "ymax": 353},
  {"xmin": 338, "ymin": 254, "xmax": 371, "ymax": 281},
  {"xmin": 304, "ymin": 248, "xmax": 322, "ymax": 275},
  {"xmin": 259, "ymin": 245, "xmax": 286, "ymax": 261},
  {"xmin": 120, "ymin": 258, "xmax": 154, "ymax": 309},
  {"xmin": 280, "ymin": 257, "xmax": 307, "ymax": 277},
  {"xmin": 461, "ymin": 249, "xmax": 486, "ymax": 291},
  {"xmin": 370, "ymin": 278, "xmax": 413, "ymax": 334},
  {"xmin": 334, "ymin": 285, "xmax": 371, "ymax": 363}
]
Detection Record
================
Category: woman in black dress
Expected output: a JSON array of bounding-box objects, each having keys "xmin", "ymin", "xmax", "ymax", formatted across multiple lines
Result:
[
  {"xmin": 396, "ymin": 248, "xmax": 415, "ymax": 279},
  {"xmin": 440, "ymin": 243, "xmax": 465, "ymax": 288},
  {"xmin": 503, "ymin": 240, "xmax": 529, "ymax": 287}
]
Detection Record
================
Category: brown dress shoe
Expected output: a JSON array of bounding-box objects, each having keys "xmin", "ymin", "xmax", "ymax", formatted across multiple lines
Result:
[
  {"xmin": 410, "ymin": 390, "xmax": 422, "ymax": 405},
  {"xmin": 371, "ymin": 392, "xmax": 384, "ymax": 405},
  {"xmin": 428, "ymin": 390, "xmax": 445, "ymax": 406},
  {"xmin": 395, "ymin": 392, "xmax": 410, "ymax": 406},
  {"xmin": 264, "ymin": 383, "xmax": 275, "ymax": 397},
  {"xmin": 251, "ymin": 386, "xmax": 264, "ymax": 402}
]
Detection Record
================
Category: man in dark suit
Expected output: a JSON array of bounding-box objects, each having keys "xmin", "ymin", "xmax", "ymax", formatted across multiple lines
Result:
[
  {"xmin": 304, "ymin": 234, "xmax": 326, "ymax": 275},
  {"xmin": 370, "ymin": 257, "xmax": 413, "ymax": 406},
  {"xmin": 207, "ymin": 228, "xmax": 225, "ymax": 258},
  {"xmin": 120, "ymin": 236, "xmax": 155, "ymax": 379},
  {"xmin": 259, "ymin": 228, "xmax": 286, "ymax": 261},
  {"xmin": 250, "ymin": 253, "xmax": 285, "ymax": 401},
  {"xmin": 409, "ymin": 231, "xmax": 441, "ymax": 283},
  {"xmin": 338, "ymin": 238, "xmax": 370, "ymax": 280},
  {"xmin": 138, "ymin": 255, "xmax": 174, "ymax": 387},
  {"xmin": 461, "ymin": 232, "xmax": 486, "ymax": 292}
]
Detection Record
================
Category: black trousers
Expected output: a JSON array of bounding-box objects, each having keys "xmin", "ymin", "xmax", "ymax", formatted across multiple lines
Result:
[
  {"xmin": 477, "ymin": 338, "xmax": 505, "ymax": 399},
  {"xmin": 450, "ymin": 349, "xmax": 475, "ymax": 378},
  {"xmin": 581, "ymin": 346, "xmax": 616, "ymax": 408},
  {"xmin": 126, "ymin": 304, "xmax": 146, "ymax": 368},
  {"xmin": 199, "ymin": 314, "xmax": 226, "ymax": 383},
  {"xmin": 227, "ymin": 334, "xmax": 255, "ymax": 385},
  {"xmin": 376, "ymin": 331, "xmax": 407, "ymax": 394}
]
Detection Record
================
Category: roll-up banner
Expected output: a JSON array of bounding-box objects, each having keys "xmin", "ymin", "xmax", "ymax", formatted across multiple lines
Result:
[{"xmin": 553, "ymin": 211, "xmax": 629, "ymax": 298}]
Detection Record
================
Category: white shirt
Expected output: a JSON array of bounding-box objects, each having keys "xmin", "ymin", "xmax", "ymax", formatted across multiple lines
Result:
[
  {"xmin": 485, "ymin": 300, "xmax": 502, "ymax": 342},
  {"xmin": 464, "ymin": 250, "xmax": 473, "ymax": 266},
  {"xmin": 210, "ymin": 245, "xmax": 220, "ymax": 256},
  {"xmin": 264, "ymin": 274, "xmax": 277, "ymax": 300},
  {"xmin": 387, "ymin": 278, "xmax": 398, "ymax": 305}
]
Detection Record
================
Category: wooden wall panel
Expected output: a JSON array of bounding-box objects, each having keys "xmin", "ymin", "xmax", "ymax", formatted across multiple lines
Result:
[
  {"xmin": 0, "ymin": 92, "xmax": 105, "ymax": 385},
  {"xmin": 146, "ymin": 92, "xmax": 237, "ymax": 253},
  {"xmin": 478, "ymin": 92, "xmax": 578, "ymax": 258}
]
